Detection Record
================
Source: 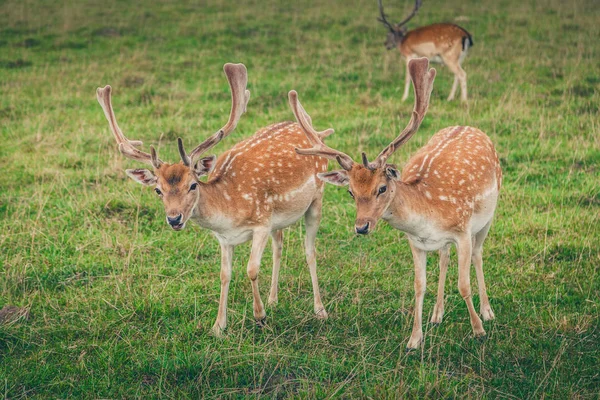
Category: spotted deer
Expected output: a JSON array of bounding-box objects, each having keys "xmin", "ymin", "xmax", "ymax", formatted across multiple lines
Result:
[
  {"xmin": 378, "ymin": 0, "xmax": 473, "ymax": 102},
  {"xmin": 290, "ymin": 58, "xmax": 501, "ymax": 349},
  {"xmin": 96, "ymin": 63, "xmax": 330, "ymax": 337}
]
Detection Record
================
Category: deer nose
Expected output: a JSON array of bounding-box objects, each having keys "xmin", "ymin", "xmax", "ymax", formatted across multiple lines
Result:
[
  {"xmin": 167, "ymin": 214, "xmax": 182, "ymax": 226},
  {"xmin": 355, "ymin": 222, "xmax": 370, "ymax": 235}
]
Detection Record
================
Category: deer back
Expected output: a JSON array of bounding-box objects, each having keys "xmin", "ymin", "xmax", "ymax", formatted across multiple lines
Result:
[
  {"xmin": 400, "ymin": 126, "xmax": 501, "ymax": 230},
  {"xmin": 206, "ymin": 121, "xmax": 328, "ymax": 226}
]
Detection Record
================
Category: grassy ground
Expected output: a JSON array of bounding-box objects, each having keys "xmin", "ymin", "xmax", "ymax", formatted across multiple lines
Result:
[{"xmin": 1, "ymin": 0, "xmax": 598, "ymax": 397}]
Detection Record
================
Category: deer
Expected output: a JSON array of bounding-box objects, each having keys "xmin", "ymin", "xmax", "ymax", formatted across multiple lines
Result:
[
  {"xmin": 378, "ymin": 0, "xmax": 474, "ymax": 102},
  {"xmin": 96, "ymin": 63, "xmax": 331, "ymax": 338},
  {"xmin": 289, "ymin": 58, "xmax": 502, "ymax": 350}
]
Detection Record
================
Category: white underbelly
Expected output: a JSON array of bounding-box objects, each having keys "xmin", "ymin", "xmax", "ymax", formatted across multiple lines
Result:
[
  {"xmin": 470, "ymin": 192, "xmax": 498, "ymax": 234},
  {"xmin": 213, "ymin": 228, "xmax": 253, "ymax": 246},
  {"xmin": 405, "ymin": 232, "xmax": 452, "ymax": 251}
]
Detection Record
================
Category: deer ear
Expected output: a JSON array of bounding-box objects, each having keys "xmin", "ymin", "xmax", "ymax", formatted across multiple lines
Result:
[
  {"xmin": 194, "ymin": 155, "xmax": 217, "ymax": 177},
  {"xmin": 125, "ymin": 169, "xmax": 157, "ymax": 186},
  {"xmin": 385, "ymin": 166, "xmax": 400, "ymax": 181},
  {"xmin": 317, "ymin": 170, "xmax": 349, "ymax": 186}
]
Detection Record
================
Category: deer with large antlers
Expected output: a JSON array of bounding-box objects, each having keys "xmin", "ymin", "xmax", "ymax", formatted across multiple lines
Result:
[
  {"xmin": 97, "ymin": 63, "xmax": 330, "ymax": 337},
  {"xmin": 290, "ymin": 58, "xmax": 501, "ymax": 349},
  {"xmin": 378, "ymin": 0, "xmax": 473, "ymax": 102}
]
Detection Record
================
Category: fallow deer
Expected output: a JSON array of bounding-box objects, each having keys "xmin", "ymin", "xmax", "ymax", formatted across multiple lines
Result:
[
  {"xmin": 290, "ymin": 58, "xmax": 501, "ymax": 349},
  {"xmin": 96, "ymin": 63, "xmax": 331, "ymax": 337},
  {"xmin": 378, "ymin": 0, "xmax": 473, "ymax": 102}
]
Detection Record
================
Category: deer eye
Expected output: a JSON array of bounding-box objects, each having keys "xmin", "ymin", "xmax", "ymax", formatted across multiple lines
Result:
[
  {"xmin": 189, "ymin": 183, "xmax": 198, "ymax": 192},
  {"xmin": 154, "ymin": 188, "xmax": 162, "ymax": 196},
  {"xmin": 348, "ymin": 190, "xmax": 354, "ymax": 199},
  {"xmin": 378, "ymin": 186, "xmax": 387, "ymax": 196}
]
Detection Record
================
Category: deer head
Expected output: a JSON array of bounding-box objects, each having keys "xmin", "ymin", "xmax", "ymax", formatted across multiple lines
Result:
[
  {"xmin": 378, "ymin": 0, "xmax": 422, "ymax": 49},
  {"xmin": 291, "ymin": 58, "xmax": 435, "ymax": 234},
  {"xmin": 96, "ymin": 63, "xmax": 251, "ymax": 230}
]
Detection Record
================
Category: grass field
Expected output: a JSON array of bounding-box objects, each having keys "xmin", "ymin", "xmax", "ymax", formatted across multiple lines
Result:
[{"xmin": 1, "ymin": 0, "xmax": 599, "ymax": 397}]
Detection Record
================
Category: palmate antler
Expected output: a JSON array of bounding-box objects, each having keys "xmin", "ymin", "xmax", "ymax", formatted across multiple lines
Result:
[
  {"xmin": 377, "ymin": 0, "xmax": 396, "ymax": 32},
  {"xmin": 378, "ymin": 0, "xmax": 423, "ymax": 31},
  {"xmin": 96, "ymin": 85, "xmax": 163, "ymax": 169},
  {"xmin": 178, "ymin": 63, "xmax": 251, "ymax": 166},
  {"xmin": 363, "ymin": 57, "xmax": 435, "ymax": 170},
  {"xmin": 288, "ymin": 91, "xmax": 354, "ymax": 171},
  {"xmin": 98, "ymin": 63, "xmax": 250, "ymax": 169},
  {"xmin": 292, "ymin": 57, "xmax": 436, "ymax": 171}
]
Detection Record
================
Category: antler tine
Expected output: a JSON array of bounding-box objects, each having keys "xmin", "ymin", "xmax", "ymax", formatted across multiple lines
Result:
[
  {"xmin": 96, "ymin": 85, "xmax": 162, "ymax": 169},
  {"xmin": 188, "ymin": 63, "xmax": 251, "ymax": 163},
  {"xmin": 367, "ymin": 57, "xmax": 436, "ymax": 170},
  {"xmin": 397, "ymin": 0, "xmax": 423, "ymax": 28},
  {"xmin": 377, "ymin": 0, "xmax": 395, "ymax": 32},
  {"xmin": 177, "ymin": 137, "xmax": 192, "ymax": 166},
  {"xmin": 288, "ymin": 90, "xmax": 354, "ymax": 171}
]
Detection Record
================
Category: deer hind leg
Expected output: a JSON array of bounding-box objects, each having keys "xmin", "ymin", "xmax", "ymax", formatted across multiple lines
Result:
[
  {"xmin": 268, "ymin": 230, "xmax": 284, "ymax": 306},
  {"xmin": 304, "ymin": 196, "xmax": 328, "ymax": 319},
  {"xmin": 247, "ymin": 229, "xmax": 270, "ymax": 325},
  {"xmin": 407, "ymin": 240, "xmax": 427, "ymax": 350},
  {"xmin": 447, "ymin": 75, "xmax": 459, "ymax": 101},
  {"xmin": 401, "ymin": 57, "xmax": 414, "ymax": 102},
  {"xmin": 212, "ymin": 243, "xmax": 234, "ymax": 337},
  {"xmin": 457, "ymin": 234, "xmax": 486, "ymax": 338},
  {"xmin": 472, "ymin": 220, "xmax": 495, "ymax": 321},
  {"xmin": 431, "ymin": 244, "xmax": 450, "ymax": 324},
  {"xmin": 443, "ymin": 53, "xmax": 468, "ymax": 102}
]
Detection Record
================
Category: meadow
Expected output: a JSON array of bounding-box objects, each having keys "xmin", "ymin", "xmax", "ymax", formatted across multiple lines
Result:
[{"xmin": 0, "ymin": 0, "xmax": 598, "ymax": 397}]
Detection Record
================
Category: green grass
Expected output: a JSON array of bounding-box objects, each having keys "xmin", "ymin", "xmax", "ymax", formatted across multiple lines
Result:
[{"xmin": 1, "ymin": 0, "xmax": 598, "ymax": 397}]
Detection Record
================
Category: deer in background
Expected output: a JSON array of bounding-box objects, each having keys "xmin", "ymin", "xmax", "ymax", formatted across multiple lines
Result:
[
  {"xmin": 97, "ymin": 63, "xmax": 330, "ymax": 337},
  {"xmin": 378, "ymin": 0, "xmax": 473, "ymax": 102},
  {"xmin": 290, "ymin": 58, "xmax": 501, "ymax": 349}
]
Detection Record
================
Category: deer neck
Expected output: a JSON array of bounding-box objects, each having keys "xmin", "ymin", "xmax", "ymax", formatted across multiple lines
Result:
[
  {"xmin": 383, "ymin": 179, "xmax": 438, "ymax": 236},
  {"xmin": 190, "ymin": 177, "xmax": 238, "ymax": 232}
]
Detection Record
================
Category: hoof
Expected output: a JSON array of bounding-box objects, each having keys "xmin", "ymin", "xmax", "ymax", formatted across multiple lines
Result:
[
  {"xmin": 481, "ymin": 307, "xmax": 495, "ymax": 321},
  {"xmin": 211, "ymin": 324, "xmax": 226, "ymax": 338},
  {"xmin": 255, "ymin": 317, "xmax": 267, "ymax": 328},
  {"xmin": 315, "ymin": 308, "xmax": 328, "ymax": 320},
  {"xmin": 267, "ymin": 297, "xmax": 278, "ymax": 307},
  {"xmin": 406, "ymin": 334, "xmax": 423, "ymax": 350},
  {"xmin": 473, "ymin": 328, "xmax": 487, "ymax": 340},
  {"xmin": 430, "ymin": 321, "xmax": 441, "ymax": 327},
  {"xmin": 474, "ymin": 332, "xmax": 488, "ymax": 343}
]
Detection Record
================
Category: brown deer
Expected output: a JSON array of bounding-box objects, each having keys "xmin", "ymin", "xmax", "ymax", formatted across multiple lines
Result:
[
  {"xmin": 378, "ymin": 0, "xmax": 473, "ymax": 102},
  {"xmin": 96, "ymin": 63, "xmax": 331, "ymax": 337},
  {"xmin": 290, "ymin": 58, "xmax": 501, "ymax": 349}
]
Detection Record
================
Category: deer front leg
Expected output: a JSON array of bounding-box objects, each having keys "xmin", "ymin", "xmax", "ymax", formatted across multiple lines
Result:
[
  {"xmin": 305, "ymin": 197, "xmax": 327, "ymax": 319},
  {"xmin": 431, "ymin": 244, "xmax": 450, "ymax": 324},
  {"xmin": 407, "ymin": 240, "xmax": 427, "ymax": 350},
  {"xmin": 401, "ymin": 57, "xmax": 414, "ymax": 102},
  {"xmin": 212, "ymin": 242, "xmax": 234, "ymax": 337},
  {"xmin": 248, "ymin": 229, "xmax": 270, "ymax": 325},
  {"xmin": 268, "ymin": 229, "xmax": 283, "ymax": 306},
  {"xmin": 457, "ymin": 234, "xmax": 485, "ymax": 338}
]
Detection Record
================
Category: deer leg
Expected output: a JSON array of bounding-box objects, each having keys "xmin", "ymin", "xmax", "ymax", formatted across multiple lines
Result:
[
  {"xmin": 444, "ymin": 58, "xmax": 468, "ymax": 102},
  {"xmin": 212, "ymin": 242, "xmax": 234, "ymax": 337},
  {"xmin": 447, "ymin": 75, "xmax": 459, "ymax": 101},
  {"xmin": 268, "ymin": 229, "xmax": 284, "ymax": 306},
  {"xmin": 458, "ymin": 66, "xmax": 468, "ymax": 102},
  {"xmin": 457, "ymin": 234, "xmax": 485, "ymax": 338},
  {"xmin": 473, "ymin": 220, "xmax": 495, "ymax": 321},
  {"xmin": 305, "ymin": 197, "xmax": 328, "ymax": 319},
  {"xmin": 401, "ymin": 57, "xmax": 414, "ymax": 102},
  {"xmin": 247, "ymin": 229, "xmax": 270, "ymax": 324},
  {"xmin": 407, "ymin": 240, "xmax": 427, "ymax": 350},
  {"xmin": 431, "ymin": 244, "xmax": 450, "ymax": 324}
]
